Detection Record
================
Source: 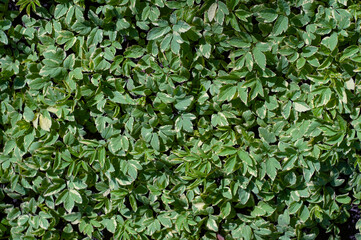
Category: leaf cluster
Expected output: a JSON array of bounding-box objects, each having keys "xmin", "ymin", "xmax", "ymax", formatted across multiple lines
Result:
[{"xmin": 1, "ymin": 0, "xmax": 361, "ymax": 239}]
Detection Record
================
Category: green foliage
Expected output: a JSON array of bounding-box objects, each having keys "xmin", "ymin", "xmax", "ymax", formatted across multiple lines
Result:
[
  {"xmin": 16, "ymin": 0, "xmax": 41, "ymax": 15},
  {"xmin": 0, "ymin": 0, "xmax": 361, "ymax": 239}
]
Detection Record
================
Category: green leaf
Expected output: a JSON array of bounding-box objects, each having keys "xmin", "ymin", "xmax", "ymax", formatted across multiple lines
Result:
[
  {"xmin": 39, "ymin": 114, "xmax": 52, "ymax": 132},
  {"xmin": 340, "ymin": 45, "xmax": 359, "ymax": 61},
  {"xmin": 206, "ymin": 216, "xmax": 218, "ymax": 232},
  {"xmin": 259, "ymin": 127, "xmax": 276, "ymax": 143},
  {"xmin": 199, "ymin": 43, "xmax": 212, "ymax": 58},
  {"xmin": 220, "ymin": 201, "xmax": 231, "ymax": 218},
  {"xmin": 54, "ymin": 4, "xmax": 68, "ymax": 19},
  {"xmin": 289, "ymin": 201, "xmax": 302, "ymax": 214},
  {"xmin": 294, "ymin": 102, "xmax": 311, "ymax": 112},
  {"xmin": 63, "ymin": 54, "xmax": 75, "ymax": 69},
  {"xmin": 317, "ymin": 56, "xmax": 333, "ymax": 70},
  {"xmin": 69, "ymin": 189, "xmax": 82, "ymax": 203},
  {"xmin": 124, "ymin": 45, "xmax": 145, "ymax": 58},
  {"xmin": 252, "ymin": 47, "xmax": 266, "ymax": 70},
  {"xmin": 245, "ymin": 52, "xmax": 253, "ymax": 71},
  {"xmin": 224, "ymin": 156, "xmax": 237, "ymax": 174},
  {"xmin": 98, "ymin": 147, "xmax": 106, "ymax": 168},
  {"xmin": 147, "ymin": 219, "xmax": 161, "ymax": 235},
  {"xmin": 266, "ymin": 157, "xmax": 281, "ymax": 180},
  {"xmin": 158, "ymin": 214, "xmax": 172, "ymax": 228},
  {"xmin": 151, "ymin": 133, "xmax": 160, "ymax": 151},
  {"xmin": 160, "ymin": 33, "xmax": 172, "ymax": 51},
  {"xmin": 62, "ymin": 191, "xmax": 75, "ymax": 213},
  {"xmin": 0, "ymin": 30, "xmax": 8, "ymax": 44},
  {"xmin": 238, "ymin": 149, "xmax": 253, "ymax": 166},
  {"xmin": 175, "ymin": 96, "xmax": 193, "ymax": 111},
  {"xmin": 44, "ymin": 183, "xmax": 66, "ymax": 197},
  {"xmin": 147, "ymin": 26, "xmax": 171, "ymax": 40},
  {"xmin": 89, "ymin": 29, "xmax": 103, "ymax": 47},
  {"xmin": 102, "ymin": 218, "xmax": 117, "ymax": 233},
  {"xmin": 208, "ymin": 3, "xmax": 218, "ymax": 22},
  {"xmin": 23, "ymin": 107, "xmax": 35, "ymax": 122},
  {"xmin": 296, "ymin": 57, "xmax": 306, "ymax": 69},
  {"xmin": 171, "ymin": 36, "xmax": 181, "ymax": 54},
  {"xmin": 0, "ymin": 20, "xmax": 11, "ymax": 31},
  {"xmin": 218, "ymin": 85, "xmax": 237, "ymax": 101},
  {"xmin": 272, "ymin": 15, "xmax": 288, "ymax": 36},
  {"xmin": 356, "ymin": 219, "xmax": 361, "ymax": 230},
  {"xmin": 299, "ymin": 205, "xmax": 310, "ymax": 222},
  {"xmin": 336, "ymin": 194, "xmax": 351, "ymax": 204},
  {"xmin": 116, "ymin": 19, "xmax": 130, "ymax": 30},
  {"xmin": 259, "ymin": 9, "xmax": 278, "ymax": 23},
  {"xmin": 72, "ymin": 67, "xmax": 83, "ymax": 79},
  {"xmin": 345, "ymin": 79, "xmax": 355, "ymax": 90},
  {"xmin": 175, "ymin": 113, "xmax": 196, "ymax": 133},
  {"xmin": 173, "ymin": 21, "xmax": 191, "ymax": 33},
  {"xmin": 321, "ymin": 32, "xmax": 338, "ymax": 51}
]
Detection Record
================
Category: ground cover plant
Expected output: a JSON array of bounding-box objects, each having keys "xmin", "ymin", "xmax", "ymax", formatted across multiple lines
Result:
[{"xmin": 1, "ymin": 0, "xmax": 361, "ymax": 239}]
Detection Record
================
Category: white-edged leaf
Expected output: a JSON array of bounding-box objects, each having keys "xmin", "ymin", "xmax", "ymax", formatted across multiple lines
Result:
[
  {"xmin": 69, "ymin": 189, "xmax": 82, "ymax": 204},
  {"xmin": 206, "ymin": 217, "xmax": 218, "ymax": 232},
  {"xmin": 39, "ymin": 114, "xmax": 52, "ymax": 131},
  {"xmin": 321, "ymin": 32, "xmax": 338, "ymax": 51},
  {"xmin": 208, "ymin": 3, "xmax": 218, "ymax": 22},
  {"xmin": 147, "ymin": 26, "xmax": 171, "ymax": 40},
  {"xmin": 345, "ymin": 79, "xmax": 355, "ymax": 90},
  {"xmin": 294, "ymin": 102, "xmax": 311, "ymax": 112},
  {"xmin": 252, "ymin": 47, "xmax": 266, "ymax": 70},
  {"xmin": 273, "ymin": 15, "xmax": 288, "ymax": 36}
]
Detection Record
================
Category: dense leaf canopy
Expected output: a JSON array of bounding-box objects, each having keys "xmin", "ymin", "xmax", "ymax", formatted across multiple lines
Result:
[{"xmin": 1, "ymin": 0, "xmax": 361, "ymax": 239}]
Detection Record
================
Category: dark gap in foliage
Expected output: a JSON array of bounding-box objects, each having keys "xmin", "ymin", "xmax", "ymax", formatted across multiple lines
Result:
[
  {"xmin": 157, "ymin": 200, "xmax": 166, "ymax": 212},
  {"xmin": 122, "ymin": 35, "xmax": 141, "ymax": 49},
  {"xmin": 234, "ymin": 206, "xmax": 252, "ymax": 215},
  {"xmin": 100, "ymin": 228, "xmax": 113, "ymax": 239},
  {"xmin": 315, "ymin": 226, "xmax": 332, "ymax": 240},
  {"xmin": 251, "ymin": 16, "xmax": 260, "ymax": 33},
  {"xmin": 70, "ymin": 220, "xmax": 87, "ymax": 238},
  {"xmin": 292, "ymin": 7, "xmax": 302, "ymax": 15},
  {"xmin": 198, "ymin": 224, "xmax": 207, "ymax": 238},
  {"xmin": 55, "ymin": 217, "xmax": 66, "ymax": 231},
  {"xmin": 218, "ymin": 155, "xmax": 226, "ymax": 163},
  {"xmin": 145, "ymin": 94, "xmax": 155, "ymax": 106},
  {"xmin": 22, "ymin": 153, "xmax": 31, "ymax": 159},
  {"xmin": 65, "ymin": 48, "xmax": 76, "ymax": 56},
  {"xmin": 89, "ymin": 185, "xmax": 97, "ymax": 194},
  {"xmin": 123, "ymin": 196, "xmax": 132, "ymax": 210},
  {"xmin": 39, "ymin": 0, "xmax": 53, "ymax": 10},
  {"xmin": 214, "ymin": 174, "xmax": 224, "ymax": 186},
  {"xmin": 302, "ymin": 226, "xmax": 312, "ymax": 235},
  {"xmin": 84, "ymin": 0, "xmax": 103, "ymax": 21},
  {"xmin": 341, "ymin": 113, "xmax": 353, "ymax": 124},
  {"xmin": 115, "ymin": 47, "xmax": 124, "ymax": 57},
  {"xmin": 338, "ymin": 204, "xmax": 361, "ymax": 240},
  {"xmin": 73, "ymin": 206, "xmax": 79, "ymax": 213},
  {"xmin": 49, "ymin": 112, "xmax": 58, "ymax": 119},
  {"xmin": 248, "ymin": 125, "xmax": 260, "ymax": 139},
  {"xmin": 213, "ymin": 205, "xmax": 220, "ymax": 215},
  {"xmin": 1, "ymin": 193, "xmax": 21, "ymax": 207},
  {"xmin": 8, "ymin": 0, "xmax": 19, "ymax": 11},
  {"xmin": 11, "ymin": 10, "xmax": 45, "ymax": 29},
  {"xmin": 198, "ymin": 184, "xmax": 204, "ymax": 193},
  {"xmin": 336, "ymin": 172, "xmax": 350, "ymax": 191},
  {"xmin": 0, "ymin": 210, "xmax": 6, "ymax": 223},
  {"xmin": 297, "ymin": 79, "xmax": 311, "ymax": 87},
  {"xmin": 130, "ymin": 58, "xmax": 140, "ymax": 64}
]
